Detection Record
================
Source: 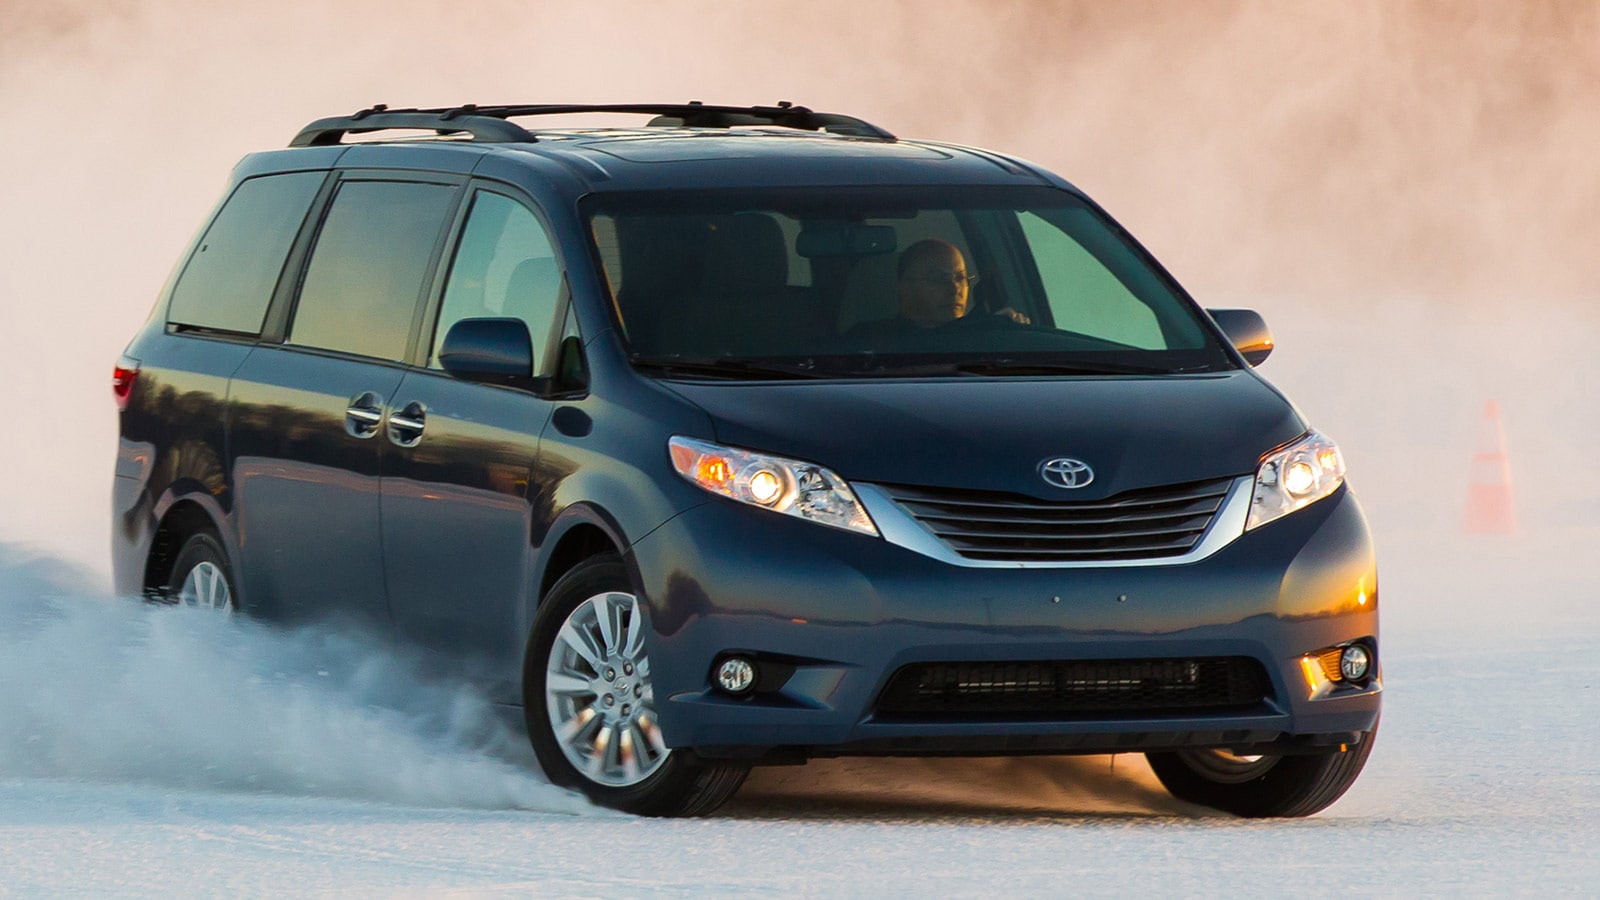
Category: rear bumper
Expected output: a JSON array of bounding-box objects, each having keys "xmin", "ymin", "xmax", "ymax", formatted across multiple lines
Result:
[
  {"xmin": 627, "ymin": 484, "xmax": 1380, "ymax": 758},
  {"xmin": 111, "ymin": 471, "xmax": 154, "ymax": 597}
]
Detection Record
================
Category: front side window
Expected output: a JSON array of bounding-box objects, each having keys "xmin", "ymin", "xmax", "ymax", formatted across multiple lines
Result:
[
  {"xmin": 168, "ymin": 171, "xmax": 324, "ymax": 335},
  {"xmin": 289, "ymin": 180, "xmax": 457, "ymax": 361},
  {"xmin": 432, "ymin": 192, "xmax": 563, "ymax": 371},
  {"xmin": 586, "ymin": 186, "xmax": 1229, "ymax": 378}
]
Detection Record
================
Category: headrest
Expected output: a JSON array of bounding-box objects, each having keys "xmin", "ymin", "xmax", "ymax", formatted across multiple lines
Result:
[
  {"xmin": 508, "ymin": 256, "xmax": 559, "ymax": 298},
  {"xmin": 505, "ymin": 254, "xmax": 569, "ymax": 323},
  {"xmin": 700, "ymin": 214, "xmax": 788, "ymax": 295}
]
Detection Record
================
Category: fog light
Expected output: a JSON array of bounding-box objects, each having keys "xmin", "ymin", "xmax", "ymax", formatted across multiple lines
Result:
[
  {"xmin": 1340, "ymin": 644, "xmax": 1372, "ymax": 681},
  {"xmin": 715, "ymin": 656, "xmax": 756, "ymax": 695}
]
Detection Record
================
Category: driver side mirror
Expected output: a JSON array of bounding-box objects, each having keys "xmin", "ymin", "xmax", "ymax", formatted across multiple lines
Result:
[
  {"xmin": 1207, "ymin": 308, "xmax": 1274, "ymax": 366},
  {"xmin": 439, "ymin": 317, "xmax": 538, "ymax": 387}
]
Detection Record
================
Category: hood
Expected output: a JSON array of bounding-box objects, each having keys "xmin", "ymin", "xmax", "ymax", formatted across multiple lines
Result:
[{"xmin": 663, "ymin": 372, "xmax": 1303, "ymax": 501}]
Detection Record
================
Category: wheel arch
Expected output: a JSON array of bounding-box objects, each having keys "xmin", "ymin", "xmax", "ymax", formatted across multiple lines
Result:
[
  {"xmin": 144, "ymin": 492, "xmax": 230, "ymax": 597},
  {"xmin": 534, "ymin": 503, "xmax": 637, "ymax": 607},
  {"xmin": 540, "ymin": 524, "xmax": 619, "ymax": 600},
  {"xmin": 520, "ymin": 504, "xmax": 644, "ymax": 681}
]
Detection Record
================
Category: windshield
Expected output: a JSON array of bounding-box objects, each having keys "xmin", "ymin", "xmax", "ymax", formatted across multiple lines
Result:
[{"xmin": 585, "ymin": 186, "xmax": 1234, "ymax": 378}]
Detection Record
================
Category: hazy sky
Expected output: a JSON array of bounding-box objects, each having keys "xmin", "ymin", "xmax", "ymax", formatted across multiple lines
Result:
[{"xmin": 0, "ymin": 0, "xmax": 1594, "ymax": 574}]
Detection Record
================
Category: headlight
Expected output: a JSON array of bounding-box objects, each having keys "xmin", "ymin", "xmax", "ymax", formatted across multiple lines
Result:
[
  {"xmin": 667, "ymin": 436, "xmax": 879, "ymax": 536},
  {"xmin": 1246, "ymin": 430, "xmax": 1346, "ymax": 531}
]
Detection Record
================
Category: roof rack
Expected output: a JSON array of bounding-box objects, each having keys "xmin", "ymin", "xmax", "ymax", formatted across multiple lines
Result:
[{"xmin": 288, "ymin": 101, "xmax": 896, "ymax": 147}]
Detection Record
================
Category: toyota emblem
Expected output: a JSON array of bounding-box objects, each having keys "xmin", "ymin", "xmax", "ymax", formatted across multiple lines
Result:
[{"xmin": 1039, "ymin": 457, "xmax": 1094, "ymax": 489}]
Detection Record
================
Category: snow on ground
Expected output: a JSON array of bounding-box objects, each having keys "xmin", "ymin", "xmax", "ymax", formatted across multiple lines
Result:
[
  {"xmin": 1, "ymin": 525, "xmax": 1594, "ymax": 896},
  {"xmin": 0, "ymin": 549, "xmax": 589, "ymax": 817},
  {"xmin": 0, "ymin": 299, "xmax": 1596, "ymax": 895}
]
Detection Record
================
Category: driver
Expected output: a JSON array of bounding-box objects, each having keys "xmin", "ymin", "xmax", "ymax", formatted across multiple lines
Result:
[{"xmin": 888, "ymin": 239, "xmax": 1030, "ymax": 330}]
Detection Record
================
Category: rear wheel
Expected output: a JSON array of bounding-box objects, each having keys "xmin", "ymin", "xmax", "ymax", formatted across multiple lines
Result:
[
  {"xmin": 524, "ymin": 554, "xmax": 748, "ymax": 816},
  {"xmin": 1146, "ymin": 729, "xmax": 1376, "ymax": 817},
  {"xmin": 165, "ymin": 532, "xmax": 236, "ymax": 614}
]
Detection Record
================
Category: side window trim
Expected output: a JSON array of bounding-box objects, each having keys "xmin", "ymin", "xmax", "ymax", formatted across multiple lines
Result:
[
  {"xmin": 539, "ymin": 271, "xmax": 575, "ymax": 378},
  {"xmin": 418, "ymin": 180, "xmax": 569, "ymax": 375},
  {"xmin": 259, "ymin": 170, "xmax": 340, "ymax": 343},
  {"xmin": 402, "ymin": 177, "xmax": 470, "ymax": 366},
  {"xmin": 411, "ymin": 184, "xmax": 478, "ymax": 368},
  {"xmin": 550, "ymin": 292, "xmax": 589, "ymax": 398},
  {"xmin": 268, "ymin": 170, "xmax": 467, "ymax": 362}
]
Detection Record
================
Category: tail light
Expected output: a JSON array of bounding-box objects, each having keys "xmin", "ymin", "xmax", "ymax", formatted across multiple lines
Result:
[{"xmin": 112, "ymin": 359, "xmax": 140, "ymax": 411}]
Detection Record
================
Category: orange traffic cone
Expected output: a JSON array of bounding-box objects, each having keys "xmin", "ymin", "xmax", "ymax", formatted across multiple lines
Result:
[{"xmin": 1463, "ymin": 400, "xmax": 1515, "ymax": 535}]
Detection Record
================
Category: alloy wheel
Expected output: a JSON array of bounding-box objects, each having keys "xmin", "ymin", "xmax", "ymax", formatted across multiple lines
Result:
[
  {"xmin": 178, "ymin": 560, "xmax": 234, "ymax": 613},
  {"xmin": 544, "ymin": 591, "xmax": 669, "ymax": 786}
]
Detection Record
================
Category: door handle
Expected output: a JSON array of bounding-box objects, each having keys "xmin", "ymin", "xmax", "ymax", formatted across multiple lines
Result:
[
  {"xmin": 387, "ymin": 400, "xmax": 427, "ymax": 447},
  {"xmin": 345, "ymin": 391, "xmax": 386, "ymax": 439}
]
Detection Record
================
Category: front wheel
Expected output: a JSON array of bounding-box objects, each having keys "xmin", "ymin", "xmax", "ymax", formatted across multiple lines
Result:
[
  {"xmin": 1146, "ymin": 729, "xmax": 1376, "ymax": 817},
  {"xmin": 524, "ymin": 554, "xmax": 748, "ymax": 816}
]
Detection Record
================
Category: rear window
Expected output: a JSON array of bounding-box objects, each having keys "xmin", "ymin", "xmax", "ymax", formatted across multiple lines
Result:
[{"xmin": 167, "ymin": 172, "xmax": 324, "ymax": 335}]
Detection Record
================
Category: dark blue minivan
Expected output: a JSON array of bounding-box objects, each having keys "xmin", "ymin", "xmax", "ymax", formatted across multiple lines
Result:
[{"xmin": 113, "ymin": 103, "xmax": 1380, "ymax": 817}]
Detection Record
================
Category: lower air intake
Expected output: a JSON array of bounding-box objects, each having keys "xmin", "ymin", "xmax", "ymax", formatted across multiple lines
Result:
[{"xmin": 875, "ymin": 657, "xmax": 1271, "ymax": 719}]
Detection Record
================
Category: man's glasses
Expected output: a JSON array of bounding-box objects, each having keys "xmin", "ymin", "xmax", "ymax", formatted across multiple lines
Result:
[{"xmin": 907, "ymin": 270, "xmax": 980, "ymax": 289}]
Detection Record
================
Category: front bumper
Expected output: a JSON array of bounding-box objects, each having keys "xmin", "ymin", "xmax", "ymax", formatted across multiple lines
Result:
[{"xmin": 627, "ymin": 484, "xmax": 1379, "ymax": 758}]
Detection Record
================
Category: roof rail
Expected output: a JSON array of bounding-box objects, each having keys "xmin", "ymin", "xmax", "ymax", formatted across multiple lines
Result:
[
  {"xmin": 289, "ymin": 101, "xmax": 896, "ymax": 147},
  {"xmin": 289, "ymin": 105, "xmax": 537, "ymax": 147}
]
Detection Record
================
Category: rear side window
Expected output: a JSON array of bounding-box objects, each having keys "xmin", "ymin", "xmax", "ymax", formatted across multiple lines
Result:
[
  {"xmin": 289, "ymin": 180, "xmax": 457, "ymax": 361},
  {"xmin": 167, "ymin": 172, "xmax": 323, "ymax": 335}
]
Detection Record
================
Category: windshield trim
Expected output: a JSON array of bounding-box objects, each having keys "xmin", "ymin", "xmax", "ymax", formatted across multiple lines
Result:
[{"xmin": 629, "ymin": 349, "xmax": 1226, "ymax": 381}]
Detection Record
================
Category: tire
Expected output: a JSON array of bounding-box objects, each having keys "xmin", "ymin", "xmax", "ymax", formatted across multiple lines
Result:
[
  {"xmin": 165, "ymin": 531, "xmax": 237, "ymax": 614},
  {"xmin": 1146, "ymin": 726, "xmax": 1377, "ymax": 817},
  {"xmin": 524, "ymin": 554, "xmax": 748, "ymax": 816}
]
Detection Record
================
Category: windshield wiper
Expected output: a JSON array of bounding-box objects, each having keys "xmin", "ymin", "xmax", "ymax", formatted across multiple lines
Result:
[
  {"xmin": 630, "ymin": 357, "xmax": 827, "ymax": 380},
  {"xmin": 789, "ymin": 354, "xmax": 1182, "ymax": 378},
  {"xmin": 952, "ymin": 360, "xmax": 1178, "ymax": 377}
]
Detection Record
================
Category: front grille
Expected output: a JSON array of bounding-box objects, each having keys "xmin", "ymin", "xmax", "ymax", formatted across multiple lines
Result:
[
  {"xmin": 875, "ymin": 657, "xmax": 1271, "ymax": 719},
  {"xmin": 880, "ymin": 476, "xmax": 1235, "ymax": 563}
]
